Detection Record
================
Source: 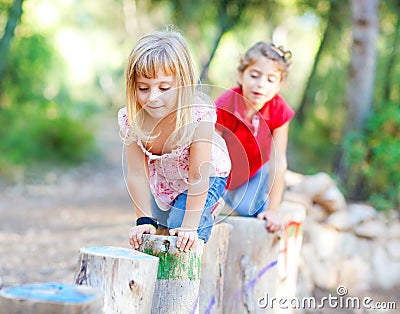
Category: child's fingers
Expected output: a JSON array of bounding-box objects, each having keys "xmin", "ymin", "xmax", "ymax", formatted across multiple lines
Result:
[{"xmin": 183, "ymin": 234, "xmax": 197, "ymax": 252}]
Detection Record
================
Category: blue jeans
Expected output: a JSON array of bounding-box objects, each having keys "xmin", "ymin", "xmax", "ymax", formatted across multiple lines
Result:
[
  {"xmin": 151, "ymin": 176, "xmax": 228, "ymax": 243},
  {"xmin": 224, "ymin": 163, "xmax": 270, "ymax": 217}
]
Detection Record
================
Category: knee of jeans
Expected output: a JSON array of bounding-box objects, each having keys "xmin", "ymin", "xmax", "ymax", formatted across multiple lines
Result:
[{"xmin": 198, "ymin": 225, "xmax": 212, "ymax": 243}]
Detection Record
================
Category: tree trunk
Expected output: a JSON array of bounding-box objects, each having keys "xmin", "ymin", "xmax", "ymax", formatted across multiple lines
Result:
[
  {"xmin": 199, "ymin": 222, "xmax": 232, "ymax": 314},
  {"xmin": 139, "ymin": 234, "xmax": 204, "ymax": 314},
  {"xmin": 200, "ymin": 26, "xmax": 228, "ymax": 82},
  {"xmin": 0, "ymin": 0, "xmax": 24, "ymax": 107},
  {"xmin": 274, "ymin": 202, "xmax": 306, "ymax": 314},
  {"xmin": 296, "ymin": 0, "xmax": 343, "ymax": 124},
  {"xmin": 222, "ymin": 216, "xmax": 280, "ymax": 313},
  {"xmin": 74, "ymin": 245, "xmax": 159, "ymax": 314},
  {"xmin": 345, "ymin": 0, "xmax": 378, "ymax": 133},
  {"xmin": 0, "ymin": 283, "xmax": 103, "ymax": 314},
  {"xmin": 384, "ymin": 15, "xmax": 400, "ymax": 102},
  {"xmin": 336, "ymin": 0, "xmax": 379, "ymax": 191}
]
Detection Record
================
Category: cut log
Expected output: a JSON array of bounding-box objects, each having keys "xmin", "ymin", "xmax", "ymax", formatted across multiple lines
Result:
[
  {"xmin": 139, "ymin": 234, "xmax": 204, "ymax": 314},
  {"xmin": 199, "ymin": 222, "xmax": 232, "ymax": 314},
  {"xmin": 222, "ymin": 216, "xmax": 280, "ymax": 314},
  {"xmin": 0, "ymin": 283, "xmax": 103, "ymax": 314},
  {"xmin": 274, "ymin": 201, "xmax": 306, "ymax": 314},
  {"xmin": 73, "ymin": 245, "xmax": 159, "ymax": 314}
]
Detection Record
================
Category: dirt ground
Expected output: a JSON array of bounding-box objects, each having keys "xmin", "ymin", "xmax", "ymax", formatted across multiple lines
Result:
[
  {"xmin": 0, "ymin": 112, "xmax": 398, "ymax": 313},
  {"xmin": 0, "ymin": 111, "xmax": 134, "ymax": 287}
]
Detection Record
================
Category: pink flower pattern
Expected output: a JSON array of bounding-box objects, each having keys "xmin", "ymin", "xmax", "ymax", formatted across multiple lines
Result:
[{"xmin": 118, "ymin": 106, "xmax": 231, "ymax": 211}]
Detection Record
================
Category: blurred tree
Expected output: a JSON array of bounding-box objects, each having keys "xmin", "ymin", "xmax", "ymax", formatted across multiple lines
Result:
[
  {"xmin": 0, "ymin": 0, "xmax": 24, "ymax": 108},
  {"xmin": 383, "ymin": 0, "xmax": 400, "ymax": 102},
  {"xmin": 295, "ymin": 0, "xmax": 349, "ymax": 124},
  {"xmin": 144, "ymin": 0, "xmax": 281, "ymax": 82},
  {"xmin": 336, "ymin": 0, "xmax": 379, "ymax": 199}
]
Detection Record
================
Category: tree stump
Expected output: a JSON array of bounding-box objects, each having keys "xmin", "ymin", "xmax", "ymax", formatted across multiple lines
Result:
[
  {"xmin": 274, "ymin": 201, "xmax": 306, "ymax": 314},
  {"xmin": 73, "ymin": 245, "xmax": 159, "ymax": 314},
  {"xmin": 222, "ymin": 216, "xmax": 280, "ymax": 314},
  {"xmin": 139, "ymin": 234, "xmax": 204, "ymax": 314},
  {"xmin": 199, "ymin": 222, "xmax": 233, "ymax": 314},
  {"xmin": 0, "ymin": 283, "xmax": 103, "ymax": 314}
]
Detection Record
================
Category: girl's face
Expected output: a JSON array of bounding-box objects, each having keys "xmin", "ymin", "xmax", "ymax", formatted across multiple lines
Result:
[
  {"xmin": 238, "ymin": 56, "xmax": 283, "ymax": 110},
  {"xmin": 136, "ymin": 71, "xmax": 178, "ymax": 120}
]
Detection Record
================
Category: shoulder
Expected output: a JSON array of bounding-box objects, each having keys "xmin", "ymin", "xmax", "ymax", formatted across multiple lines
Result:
[
  {"xmin": 194, "ymin": 103, "xmax": 217, "ymax": 123},
  {"xmin": 260, "ymin": 94, "xmax": 295, "ymax": 129},
  {"xmin": 215, "ymin": 87, "xmax": 242, "ymax": 109},
  {"xmin": 117, "ymin": 107, "xmax": 134, "ymax": 141}
]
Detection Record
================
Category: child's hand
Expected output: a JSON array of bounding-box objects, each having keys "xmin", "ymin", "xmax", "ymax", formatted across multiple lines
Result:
[
  {"xmin": 169, "ymin": 227, "xmax": 198, "ymax": 252},
  {"xmin": 129, "ymin": 224, "xmax": 157, "ymax": 250},
  {"xmin": 257, "ymin": 211, "xmax": 282, "ymax": 233}
]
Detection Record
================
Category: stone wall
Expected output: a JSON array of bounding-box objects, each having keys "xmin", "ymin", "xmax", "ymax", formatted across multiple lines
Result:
[{"xmin": 284, "ymin": 171, "xmax": 400, "ymax": 297}]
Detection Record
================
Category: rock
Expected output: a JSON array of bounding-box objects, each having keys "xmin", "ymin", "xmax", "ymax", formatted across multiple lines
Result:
[
  {"xmin": 338, "ymin": 256, "xmax": 372, "ymax": 293},
  {"xmin": 347, "ymin": 203, "xmax": 377, "ymax": 224},
  {"xmin": 325, "ymin": 211, "xmax": 354, "ymax": 231},
  {"xmin": 386, "ymin": 240, "xmax": 400, "ymax": 260},
  {"xmin": 354, "ymin": 220, "xmax": 386, "ymax": 238},
  {"xmin": 387, "ymin": 222, "xmax": 400, "ymax": 239},
  {"xmin": 371, "ymin": 246, "xmax": 400, "ymax": 289},
  {"xmin": 313, "ymin": 185, "xmax": 347, "ymax": 212},
  {"xmin": 285, "ymin": 170, "xmax": 305, "ymax": 187},
  {"xmin": 306, "ymin": 221, "xmax": 342, "ymax": 260},
  {"xmin": 325, "ymin": 204, "xmax": 377, "ymax": 231},
  {"xmin": 307, "ymin": 204, "xmax": 330, "ymax": 222},
  {"xmin": 289, "ymin": 172, "xmax": 335, "ymax": 199},
  {"xmin": 299, "ymin": 243, "xmax": 339, "ymax": 290}
]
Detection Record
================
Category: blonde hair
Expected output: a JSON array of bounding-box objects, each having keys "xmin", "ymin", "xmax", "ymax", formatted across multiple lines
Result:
[
  {"xmin": 238, "ymin": 42, "xmax": 292, "ymax": 81},
  {"xmin": 125, "ymin": 26, "xmax": 197, "ymax": 145}
]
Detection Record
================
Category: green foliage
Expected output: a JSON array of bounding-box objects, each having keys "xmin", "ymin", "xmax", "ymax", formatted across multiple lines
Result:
[
  {"xmin": 0, "ymin": 104, "xmax": 97, "ymax": 168},
  {"xmin": 342, "ymin": 103, "xmax": 400, "ymax": 210},
  {"xmin": 0, "ymin": 31, "xmax": 98, "ymax": 175}
]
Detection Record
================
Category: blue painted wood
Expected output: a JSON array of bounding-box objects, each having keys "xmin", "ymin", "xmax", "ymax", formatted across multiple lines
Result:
[
  {"xmin": 83, "ymin": 245, "xmax": 156, "ymax": 259},
  {"xmin": 0, "ymin": 283, "xmax": 100, "ymax": 304}
]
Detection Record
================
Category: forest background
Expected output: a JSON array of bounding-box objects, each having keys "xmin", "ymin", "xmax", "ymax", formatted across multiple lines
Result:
[{"xmin": 0, "ymin": 0, "xmax": 399, "ymax": 212}]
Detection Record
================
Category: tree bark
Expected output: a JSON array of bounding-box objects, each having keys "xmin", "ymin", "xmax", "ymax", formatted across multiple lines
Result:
[
  {"xmin": 0, "ymin": 0, "xmax": 24, "ymax": 107},
  {"xmin": 139, "ymin": 234, "xmax": 204, "ymax": 314},
  {"xmin": 74, "ymin": 245, "xmax": 159, "ymax": 314},
  {"xmin": 336, "ymin": 0, "xmax": 379, "ymax": 191},
  {"xmin": 199, "ymin": 222, "xmax": 232, "ymax": 314},
  {"xmin": 222, "ymin": 216, "xmax": 280, "ymax": 313},
  {"xmin": 0, "ymin": 283, "xmax": 103, "ymax": 314},
  {"xmin": 296, "ymin": 0, "xmax": 343, "ymax": 124},
  {"xmin": 345, "ymin": 0, "xmax": 378, "ymax": 133},
  {"xmin": 383, "ymin": 15, "xmax": 400, "ymax": 102}
]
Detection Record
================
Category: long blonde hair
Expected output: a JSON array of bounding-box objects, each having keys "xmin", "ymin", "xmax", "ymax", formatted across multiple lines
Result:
[{"xmin": 125, "ymin": 26, "xmax": 196, "ymax": 145}]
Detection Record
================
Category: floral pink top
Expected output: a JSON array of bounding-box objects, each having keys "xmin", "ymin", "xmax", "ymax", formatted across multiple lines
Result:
[{"xmin": 118, "ymin": 106, "xmax": 231, "ymax": 211}]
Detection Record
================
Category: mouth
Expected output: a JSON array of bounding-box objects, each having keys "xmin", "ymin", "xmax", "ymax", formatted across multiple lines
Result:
[
  {"xmin": 252, "ymin": 92, "xmax": 264, "ymax": 98},
  {"xmin": 146, "ymin": 104, "xmax": 163, "ymax": 110}
]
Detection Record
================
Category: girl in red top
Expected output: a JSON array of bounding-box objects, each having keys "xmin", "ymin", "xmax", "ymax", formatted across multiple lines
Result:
[{"xmin": 216, "ymin": 42, "xmax": 294, "ymax": 233}]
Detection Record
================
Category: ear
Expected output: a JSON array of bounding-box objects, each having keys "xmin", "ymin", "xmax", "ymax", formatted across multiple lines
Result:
[{"xmin": 237, "ymin": 71, "xmax": 243, "ymax": 86}]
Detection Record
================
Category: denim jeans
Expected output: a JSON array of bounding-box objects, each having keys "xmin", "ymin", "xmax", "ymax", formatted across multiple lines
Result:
[
  {"xmin": 224, "ymin": 162, "xmax": 270, "ymax": 217},
  {"xmin": 151, "ymin": 176, "xmax": 228, "ymax": 243}
]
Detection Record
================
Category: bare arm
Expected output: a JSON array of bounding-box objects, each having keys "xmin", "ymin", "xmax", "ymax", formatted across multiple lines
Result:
[
  {"xmin": 170, "ymin": 116, "xmax": 213, "ymax": 251},
  {"xmin": 257, "ymin": 122, "xmax": 290, "ymax": 232},
  {"xmin": 125, "ymin": 143, "xmax": 156, "ymax": 249}
]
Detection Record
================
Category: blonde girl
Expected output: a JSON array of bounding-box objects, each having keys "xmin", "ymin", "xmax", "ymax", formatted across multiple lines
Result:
[
  {"xmin": 216, "ymin": 42, "xmax": 294, "ymax": 233},
  {"xmin": 118, "ymin": 27, "xmax": 231, "ymax": 252}
]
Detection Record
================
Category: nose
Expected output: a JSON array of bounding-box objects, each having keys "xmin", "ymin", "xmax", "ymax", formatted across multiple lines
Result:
[
  {"xmin": 257, "ymin": 77, "xmax": 268, "ymax": 88},
  {"xmin": 148, "ymin": 87, "xmax": 162, "ymax": 103}
]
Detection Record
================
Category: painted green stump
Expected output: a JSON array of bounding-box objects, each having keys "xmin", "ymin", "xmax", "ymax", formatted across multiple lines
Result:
[
  {"xmin": 0, "ymin": 283, "xmax": 103, "ymax": 314},
  {"xmin": 139, "ymin": 234, "xmax": 204, "ymax": 314},
  {"xmin": 74, "ymin": 246, "xmax": 159, "ymax": 314}
]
